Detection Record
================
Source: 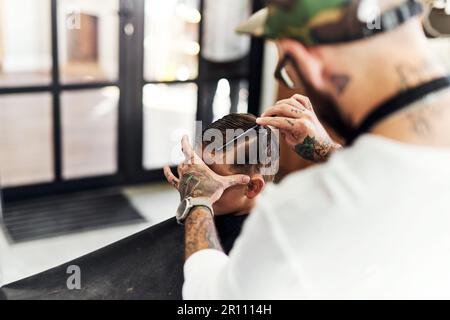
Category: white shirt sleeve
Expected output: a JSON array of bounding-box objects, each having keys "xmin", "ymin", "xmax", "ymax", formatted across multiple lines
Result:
[{"xmin": 182, "ymin": 198, "xmax": 304, "ymax": 300}]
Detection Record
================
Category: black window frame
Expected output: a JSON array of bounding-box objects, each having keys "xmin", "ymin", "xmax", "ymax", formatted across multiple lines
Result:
[{"xmin": 0, "ymin": 0, "xmax": 264, "ymax": 202}]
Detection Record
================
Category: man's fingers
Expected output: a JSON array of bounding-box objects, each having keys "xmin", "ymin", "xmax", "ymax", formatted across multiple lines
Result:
[
  {"xmin": 292, "ymin": 94, "xmax": 313, "ymax": 111},
  {"xmin": 163, "ymin": 165, "xmax": 180, "ymax": 189},
  {"xmin": 224, "ymin": 174, "xmax": 251, "ymax": 188},
  {"xmin": 256, "ymin": 116, "xmax": 298, "ymax": 131},
  {"xmin": 262, "ymin": 100, "xmax": 301, "ymax": 118},
  {"xmin": 261, "ymin": 104, "xmax": 307, "ymax": 119},
  {"xmin": 181, "ymin": 136, "xmax": 202, "ymax": 165},
  {"xmin": 275, "ymin": 98, "xmax": 302, "ymax": 108},
  {"xmin": 181, "ymin": 135, "xmax": 195, "ymax": 163},
  {"xmin": 177, "ymin": 164, "xmax": 183, "ymax": 178},
  {"xmin": 261, "ymin": 94, "xmax": 313, "ymax": 117}
]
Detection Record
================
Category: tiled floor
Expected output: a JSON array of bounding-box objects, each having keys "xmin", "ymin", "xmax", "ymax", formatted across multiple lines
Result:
[{"xmin": 0, "ymin": 182, "xmax": 179, "ymax": 286}]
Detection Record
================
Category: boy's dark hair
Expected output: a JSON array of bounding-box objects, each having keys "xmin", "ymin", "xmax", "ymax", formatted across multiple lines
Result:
[{"xmin": 202, "ymin": 113, "xmax": 278, "ymax": 182}]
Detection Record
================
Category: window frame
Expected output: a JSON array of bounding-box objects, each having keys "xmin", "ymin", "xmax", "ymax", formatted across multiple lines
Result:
[{"xmin": 0, "ymin": 0, "xmax": 264, "ymax": 202}]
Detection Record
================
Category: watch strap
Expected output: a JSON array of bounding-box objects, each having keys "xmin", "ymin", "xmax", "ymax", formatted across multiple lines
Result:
[
  {"xmin": 177, "ymin": 197, "xmax": 214, "ymax": 224},
  {"xmin": 189, "ymin": 197, "xmax": 213, "ymax": 210}
]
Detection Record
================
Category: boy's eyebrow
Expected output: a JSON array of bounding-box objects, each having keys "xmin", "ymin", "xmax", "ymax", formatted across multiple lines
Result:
[{"xmin": 217, "ymin": 124, "xmax": 265, "ymax": 152}]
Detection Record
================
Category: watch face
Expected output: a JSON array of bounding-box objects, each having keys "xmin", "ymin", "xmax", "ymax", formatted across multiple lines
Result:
[{"xmin": 176, "ymin": 198, "xmax": 188, "ymax": 220}]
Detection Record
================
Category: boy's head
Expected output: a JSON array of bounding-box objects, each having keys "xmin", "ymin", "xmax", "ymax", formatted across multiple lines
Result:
[{"xmin": 201, "ymin": 113, "xmax": 278, "ymax": 216}]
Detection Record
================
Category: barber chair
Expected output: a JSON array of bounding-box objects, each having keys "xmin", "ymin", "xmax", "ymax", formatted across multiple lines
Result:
[
  {"xmin": 0, "ymin": 212, "xmax": 244, "ymax": 300},
  {"xmin": 1, "ymin": 218, "xmax": 185, "ymax": 300}
]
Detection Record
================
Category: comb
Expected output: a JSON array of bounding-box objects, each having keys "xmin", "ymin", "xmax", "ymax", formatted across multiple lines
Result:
[{"xmin": 216, "ymin": 124, "xmax": 265, "ymax": 152}]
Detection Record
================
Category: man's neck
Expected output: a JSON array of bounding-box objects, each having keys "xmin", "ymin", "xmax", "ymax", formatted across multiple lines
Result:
[
  {"xmin": 335, "ymin": 56, "xmax": 450, "ymax": 146},
  {"xmin": 371, "ymin": 87, "xmax": 450, "ymax": 147},
  {"xmin": 234, "ymin": 200, "xmax": 255, "ymax": 216}
]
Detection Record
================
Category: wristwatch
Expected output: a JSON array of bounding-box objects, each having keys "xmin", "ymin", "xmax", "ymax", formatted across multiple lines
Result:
[{"xmin": 176, "ymin": 197, "xmax": 214, "ymax": 224}]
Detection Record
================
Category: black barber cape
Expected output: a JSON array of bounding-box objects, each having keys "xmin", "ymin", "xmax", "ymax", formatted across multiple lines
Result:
[{"xmin": 0, "ymin": 214, "xmax": 247, "ymax": 300}]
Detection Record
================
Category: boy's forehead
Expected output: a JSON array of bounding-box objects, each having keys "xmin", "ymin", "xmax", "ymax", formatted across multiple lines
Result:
[
  {"xmin": 207, "ymin": 162, "xmax": 235, "ymax": 177},
  {"xmin": 201, "ymin": 150, "xmax": 235, "ymax": 176}
]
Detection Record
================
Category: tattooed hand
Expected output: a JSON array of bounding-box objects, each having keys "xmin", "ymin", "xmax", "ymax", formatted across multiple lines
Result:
[
  {"xmin": 163, "ymin": 135, "xmax": 251, "ymax": 203},
  {"xmin": 256, "ymin": 94, "xmax": 342, "ymax": 162}
]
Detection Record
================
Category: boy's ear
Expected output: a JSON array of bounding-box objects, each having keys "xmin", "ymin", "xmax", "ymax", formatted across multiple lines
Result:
[{"xmin": 245, "ymin": 176, "xmax": 265, "ymax": 199}]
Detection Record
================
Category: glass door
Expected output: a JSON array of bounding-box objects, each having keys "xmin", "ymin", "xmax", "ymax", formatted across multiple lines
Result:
[
  {"xmin": 140, "ymin": 0, "xmax": 263, "ymax": 174},
  {"xmin": 0, "ymin": 0, "xmax": 123, "ymax": 201},
  {"xmin": 0, "ymin": 0, "xmax": 264, "ymax": 201}
]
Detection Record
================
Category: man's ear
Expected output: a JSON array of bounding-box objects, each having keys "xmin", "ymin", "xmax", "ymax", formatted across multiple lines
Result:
[
  {"xmin": 245, "ymin": 176, "xmax": 265, "ymax": 199},
  {"xmin": 285, "ymin": 40, "xmax": 327, "ymax": 93}
]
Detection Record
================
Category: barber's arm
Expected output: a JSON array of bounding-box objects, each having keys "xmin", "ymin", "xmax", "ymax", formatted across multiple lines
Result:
[
  {"xmin": 163, "ymin": 136, "xmax": 250, "ymax": 260},
  {"xmin": 184, "ymin": 207, "xmax": 222, "ymax": 259},
  {"xmin": 257, "ymin": 94, "xmax": 342, "ymax": 162},
  {"xmin": 164, "ymin": 136, "xmax": 300, "ymax": 299}
]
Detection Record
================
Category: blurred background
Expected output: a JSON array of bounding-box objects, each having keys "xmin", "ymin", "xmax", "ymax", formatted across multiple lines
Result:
[
  {"xmin": 0, "ymin": 0, "xmax": 448, "ymax": 286},
  {"xmin": 0, "ymin": 0, "xmax": 275, "ymax": 285},
  {"xmin": 0, "ymin": 0, "xmax": 262, "ymax": 190}
]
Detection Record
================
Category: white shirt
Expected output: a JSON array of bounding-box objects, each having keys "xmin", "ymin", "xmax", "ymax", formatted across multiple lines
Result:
[{"xmin": 183, "ymin": 134, "xmax": 450, "ymax": 299}]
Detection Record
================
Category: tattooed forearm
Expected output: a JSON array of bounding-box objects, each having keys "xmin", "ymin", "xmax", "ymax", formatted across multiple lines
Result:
[
  {"xmin": 185, "ymin": 207, "xmax": 223, "ymax": 260},
  {"xmin": 294, "ymin": 136, "xmax": 340, "ymax": 162}
]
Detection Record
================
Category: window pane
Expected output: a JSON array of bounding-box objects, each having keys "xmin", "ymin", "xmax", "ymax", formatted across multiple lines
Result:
[
  {"xmin": 143, "ymin": 83, "xmax": 197, "ymax": 169},
  {"xmin": 0, "ymin": 93, "xmax": 54, "ymax": 187},
  {"xmin": 58, "ymin": 0, "xmax": 119, "ymax": 84},
  {"xmin": 211, "ymin": 79, "xmax": 249, "ymax": 121},
  {"xmin": 144, "ymin": 0, "xmax": 200, "ymax": 81},
  {"xmin": 61, "ymin": 87, "xmax": 119, "ymax": 179},
  {"xmin": 0, "ymin": 0, "xmax": 52, "ymax": 87},
  {"xmin": 199, "ymin": 78, "xmax": 249, "ymax": 123}
]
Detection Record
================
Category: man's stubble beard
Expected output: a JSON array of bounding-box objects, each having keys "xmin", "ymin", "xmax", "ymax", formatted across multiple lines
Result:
[{"xmin": 300, "ymin": 77, "xmax": 354, "ymax": 144}]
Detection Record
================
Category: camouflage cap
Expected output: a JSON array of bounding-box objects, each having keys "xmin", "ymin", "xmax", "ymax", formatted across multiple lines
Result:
[
  {"xmin": 236, "ymin": 0, "xmax": 423, "ymax": 46},
  {"xmin": 236, "ymin": 0, "xmax": 353, "ymax": 45}
]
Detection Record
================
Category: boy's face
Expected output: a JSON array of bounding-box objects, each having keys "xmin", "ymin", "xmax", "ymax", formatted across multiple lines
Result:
[{"xmin": 207, "ymin": 162, "xmax": 250, "ymax": 216}]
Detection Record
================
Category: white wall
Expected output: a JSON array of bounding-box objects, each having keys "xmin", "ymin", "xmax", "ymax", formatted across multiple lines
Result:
[{"xmin": 259, "ymin": 41, "xmax": 278, "ymax": 113}]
